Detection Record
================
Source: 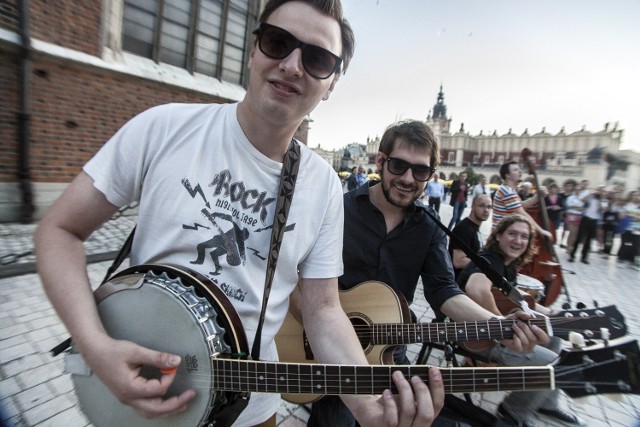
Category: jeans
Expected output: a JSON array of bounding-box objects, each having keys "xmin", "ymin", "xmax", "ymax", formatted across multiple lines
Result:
[{"xmin": 448, "ymin": 201, "xmax": 465, "ymax": 229}]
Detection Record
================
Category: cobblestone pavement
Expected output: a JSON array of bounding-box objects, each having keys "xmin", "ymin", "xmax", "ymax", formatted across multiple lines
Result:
[{"xmin": 1, "ymin": 204, "xmax": 639, "ymax": 426}]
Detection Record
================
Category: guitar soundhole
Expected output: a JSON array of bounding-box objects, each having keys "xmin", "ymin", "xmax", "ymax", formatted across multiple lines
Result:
[{"xmin": 350, "ymin": 317, "xmax": 373, "ymax": 353}]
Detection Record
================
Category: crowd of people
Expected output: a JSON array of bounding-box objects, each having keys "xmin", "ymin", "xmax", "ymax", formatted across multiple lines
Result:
[
  {"xmin": 34, "ymin": 1, "xmax": 638, "ymax": 426},
  {"xmin": 419, "ymin": 172, "xmax": 639, "ymax": 269}
]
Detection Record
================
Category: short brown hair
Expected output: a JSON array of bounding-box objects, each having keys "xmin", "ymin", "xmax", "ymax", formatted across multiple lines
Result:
[
  {"xmin": 378, "ymin": 120, "xmax": 440, "ymax": 168},
  {"xmin": 258, "ymin": 0, "xmax": 355, "ymax": 73},
  {"xmin": 484, "ymin": 214, "xmax": 537, "ymax": 267}
]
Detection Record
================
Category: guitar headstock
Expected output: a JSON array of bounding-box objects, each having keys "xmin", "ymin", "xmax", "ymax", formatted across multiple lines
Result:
[
  {"xmin": 553, "ymin": 305, "xmax": 628, "ymax": 341},
  {"xmin": 556, "ymin": 337, "xmax": 640, "ymax": 398}
]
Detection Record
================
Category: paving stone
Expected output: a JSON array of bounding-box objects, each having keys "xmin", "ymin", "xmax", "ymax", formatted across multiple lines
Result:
[
  {"xmin": 0, "ymin": 377, "xmax": 22, "ymax": 397},
  {"xmin": 0, "ymin": 324, "xmax": 29, "ymax": 341},
  {"xmin": 14, "ymin": 382, "xmax": 53, "ymax": 411},
  {"xmin": 21, "ymin": 394, "xmax": 74, "ymax": 426},
  {"xmin": 16, "ymin": 363, "xmax": 62, "ymax": 390},
  {"xmin": 36, "ymin": 406, "xmax": 90, "ymax": 427},
  {"xmin": 0, "ymin": 342, "xmax": 36, "ymax": 365},
  {"xmin": 2, "ymin": 353, "xmax": 47, "ymax": 378}
]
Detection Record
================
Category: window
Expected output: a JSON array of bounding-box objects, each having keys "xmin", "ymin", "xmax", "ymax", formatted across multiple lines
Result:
[{"xmin": 122, "ymin": 0, "xmax": 256, "ymax": 85}]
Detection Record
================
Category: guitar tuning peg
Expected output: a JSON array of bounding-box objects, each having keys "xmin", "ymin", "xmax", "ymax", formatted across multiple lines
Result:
[
  {"xmin": 576, "ymin": 302, "xmax": 586, "ymax": 309},
  {"xmin": 562, "ymin": 303, "xmax": 571, "ymax": 310},
  {"xmin": 569, "ymin": 331, "xmax": 586, "ymax": 348}
]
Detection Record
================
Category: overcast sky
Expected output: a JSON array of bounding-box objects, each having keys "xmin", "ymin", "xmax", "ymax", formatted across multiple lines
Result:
[{"xmin": 307, "ymin": 0, "xmax": 640, "ymax": 153}]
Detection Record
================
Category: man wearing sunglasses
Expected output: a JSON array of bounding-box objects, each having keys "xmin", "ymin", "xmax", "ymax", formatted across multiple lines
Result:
[
  {"xmin": 35, "ymin": 1, "xmax": 449, "ymax": 426},
  {"xmin": 308, "ymin": 120, "xmax": 549, "ymax": 427}
]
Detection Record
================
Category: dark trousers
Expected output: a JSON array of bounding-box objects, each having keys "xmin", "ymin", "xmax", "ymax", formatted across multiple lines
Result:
[
  {"xmin": 618, "ymin": 231, "xmax": 640, "ymax": 263},
  {"xmin": 602, "ymin": 222, "xmax": 618, "ymax": 255},
  {"xmin": 428, "ymin": 197, "xmax": 441, "ymax": 213},
  {"xmin": 570, "ymin": 216, "xmax": 598, "ymax": 260}
]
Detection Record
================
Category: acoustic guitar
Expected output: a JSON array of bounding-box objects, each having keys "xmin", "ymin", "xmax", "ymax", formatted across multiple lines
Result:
[
  {"xmin": 65, "ymin": 265, "xmax": 638, "ymax": 426},
  {"xmin": 276, "ymin": 281, "xmax": 627, "ymax": 403}
]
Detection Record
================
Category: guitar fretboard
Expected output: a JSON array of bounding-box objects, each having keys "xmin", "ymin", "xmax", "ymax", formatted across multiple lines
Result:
[
  {"xmin": 211, "ymin": 359, "xmax": 553, "ymax": 395},
  {"xmin": 371, "ymin": 318, "xmax": 550, "ymax": 345}
]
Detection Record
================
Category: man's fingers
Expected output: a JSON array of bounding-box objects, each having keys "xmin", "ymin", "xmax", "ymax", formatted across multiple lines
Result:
[
  {"xmin": 392, "ymin": 371, "xmax": 417, "ymax": 426},
  {"xmin": 411, "ymin": 371, "xmax": 440, "ymax": 426},
  {"xmin": 131, "ymin": 389, "xmax": 197, "ymax": 419}
]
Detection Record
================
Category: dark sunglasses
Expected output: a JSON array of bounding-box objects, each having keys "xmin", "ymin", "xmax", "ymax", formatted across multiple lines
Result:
[
  {"xmin": 381, "ymin": 154, "xmax": 436, "ymax": 182},
  {"xmin": 253, "ymin": 23, "xmax": 342, "ymax": 80}
]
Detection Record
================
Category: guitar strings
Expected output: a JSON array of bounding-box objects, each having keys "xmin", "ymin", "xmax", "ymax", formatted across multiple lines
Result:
[
  {"xmin": 347, "ymin": 314, "xmax": 617, "ymax": 342},
  {"xmin": 131, "ymin": 355, "xmax": 629, "ymax": 395}
]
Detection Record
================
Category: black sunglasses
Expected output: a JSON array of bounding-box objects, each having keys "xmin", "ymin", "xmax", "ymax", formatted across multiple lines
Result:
[
  {"xmin": 382, "ymin": 154, "xmax": 436, "ymax": 182},
  {"xmin": 253, "ymin": 23, "xmax": 343, "ymax": 80}
]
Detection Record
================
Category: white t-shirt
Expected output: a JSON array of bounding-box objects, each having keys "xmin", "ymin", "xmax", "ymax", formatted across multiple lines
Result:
[{"xmin": 84, "ymin": 102, "xmax": 344, "ymax": 425}]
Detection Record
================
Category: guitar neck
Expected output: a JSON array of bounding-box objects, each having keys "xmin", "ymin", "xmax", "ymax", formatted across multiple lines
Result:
[
  {"xmin": 212, "ymin": 359, "xmax": 553, "ymax": 395},
  {"xmin": 370, "ymin": 318, "xmax": 550, "ymax": 345}
]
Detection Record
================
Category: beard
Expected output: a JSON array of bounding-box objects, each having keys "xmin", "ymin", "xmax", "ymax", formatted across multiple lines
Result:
[{"xmin": 380, "ymin": 169, "xmax": 420, "ymax": 208}]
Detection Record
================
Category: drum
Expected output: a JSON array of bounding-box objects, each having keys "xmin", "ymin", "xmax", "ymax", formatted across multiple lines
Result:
[{"xmin": 516, "ymin": 274, "xmax": 545, "ymax": 302}]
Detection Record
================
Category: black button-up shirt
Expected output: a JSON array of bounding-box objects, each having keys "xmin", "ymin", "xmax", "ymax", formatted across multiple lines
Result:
[{"xmin": 341, "ymin": 182, "xmax": 463, "ymax": 310}]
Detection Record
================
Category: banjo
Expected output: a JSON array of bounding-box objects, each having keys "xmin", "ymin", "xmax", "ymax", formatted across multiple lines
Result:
[{"xmin": 65, "ymin": 264, "xmax": 640, "ymax": 426}]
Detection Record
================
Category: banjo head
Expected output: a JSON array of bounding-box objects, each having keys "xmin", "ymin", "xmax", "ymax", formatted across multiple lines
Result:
[{"xmin": 70, "ymin": 265, "xmax": 249, "ymax": 427}]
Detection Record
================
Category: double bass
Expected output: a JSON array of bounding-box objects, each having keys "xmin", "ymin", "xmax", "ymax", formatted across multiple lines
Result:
[{"xmin": 519, "ymin": 148, "xmax": 570, "ymax": 306}]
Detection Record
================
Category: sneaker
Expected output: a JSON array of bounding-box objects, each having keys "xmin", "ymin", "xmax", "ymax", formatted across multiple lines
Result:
[
  {"xmin": 580, "ymin": 258, "xmax": 590, "ymax": 265},
  {"xmin": 497, "ymin": 404, "xmax": 538, "ymax": 427},
  {"xmin": 537, "ymin": 407, "xmax": 586, "ymax": 425},
  {"xmin": 568, "ymin": 256, "xmax": 575, "ymax": 263}
]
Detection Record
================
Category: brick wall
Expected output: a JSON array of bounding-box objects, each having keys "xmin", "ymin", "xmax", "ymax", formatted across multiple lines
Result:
[
  {"xmin": 0, "ymin": 51, "xmax": 20, "ymax": 182},
  {"xmin": 29, "ymin": 0, "xmax": 102, "ymax": 56},
  {"xmin": 26, "ymin": 58, "xmax": 229, "ymax": 182}
]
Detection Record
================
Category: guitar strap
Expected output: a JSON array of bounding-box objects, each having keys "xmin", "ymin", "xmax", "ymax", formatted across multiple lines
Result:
[
  {"xmin": 421, "ymin": 205, "xmax": 535, "ymax": 316},
  {"xmin": 251, "ymin": 139, "xmax": 300, "ymax": 361}
]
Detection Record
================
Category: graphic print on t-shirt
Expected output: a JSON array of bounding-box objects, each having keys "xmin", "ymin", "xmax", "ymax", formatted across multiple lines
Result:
[{"xmin": 181, "ymin": 170, "xmax": 295, "ymax": 301}]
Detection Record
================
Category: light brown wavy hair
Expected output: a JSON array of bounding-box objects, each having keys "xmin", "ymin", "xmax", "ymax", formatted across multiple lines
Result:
[{"xmin": 484, "ymin": 214, "xmax": 538, "ymax": 267}]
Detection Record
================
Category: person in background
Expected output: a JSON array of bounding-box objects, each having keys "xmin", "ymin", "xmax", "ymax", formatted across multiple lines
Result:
[
  {"xmin": 544, "ymin": 182, "xmax": 564, "ymax": 239},
  {"xmin": 563, "ymin": 181, "xmax": 585, "ymax": 253},
  {"xmin": 33, "ymin": 1, "xmax": 443, "ymax": 425},
  {"xmin": 517, "ymin": 181, "xmax": 534, "ymax": 201},
  {"xmin": 305, "ymin": 120, "xmax": 547, "ymax": 427},
  {"xmin": 448, "ymin": 194, "xmax": 492, "ymax": 279},
  {"xmin": 457, "ymin": 215, "xmax": 585, "ymax": 427},
  {"xmin": 447, "ymin": 171, "xmax": 469, "ymax": 229},
  {"xmin": 491, "ymin": 161, "xmax": 552, "ymax": 240},
  {"xmin": 558, "ymin": 179, "xmax": 576, "ymax": 248},
  {"xmin": 569, "ymin": 183, "xmax": 605, "ymax": 264},
  {"xmin": 356, "ymin": 164, "xmax": 368, "ymax": 187},
  {"xmin": 602, "ymin": 190, "xmax": 625, "ymax": 257},
  {"xmin": 618, "ymin": 190, "xmax": 640, "ymax": 269},
  {"xmin": 346, "ymin": 166, "xmax": 359, "ymax": 191},
  {"xmin": 425, "ymin": 172, "xmax": 445, "ymax": 213},
  {"xmin": 471, "ymin": 176, "xmax": 491, "ymax": 199}
]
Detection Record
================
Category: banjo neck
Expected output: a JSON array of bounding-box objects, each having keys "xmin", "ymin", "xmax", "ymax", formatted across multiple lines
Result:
[{"xmin": 212, "ymin": 359, "xmax": 553, "ymax": 395}]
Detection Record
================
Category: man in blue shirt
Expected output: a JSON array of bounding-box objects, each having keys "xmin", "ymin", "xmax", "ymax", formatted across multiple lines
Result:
[{"xmin": 425, "ymin": 172, "xmax": 445, "ymax": 213}]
